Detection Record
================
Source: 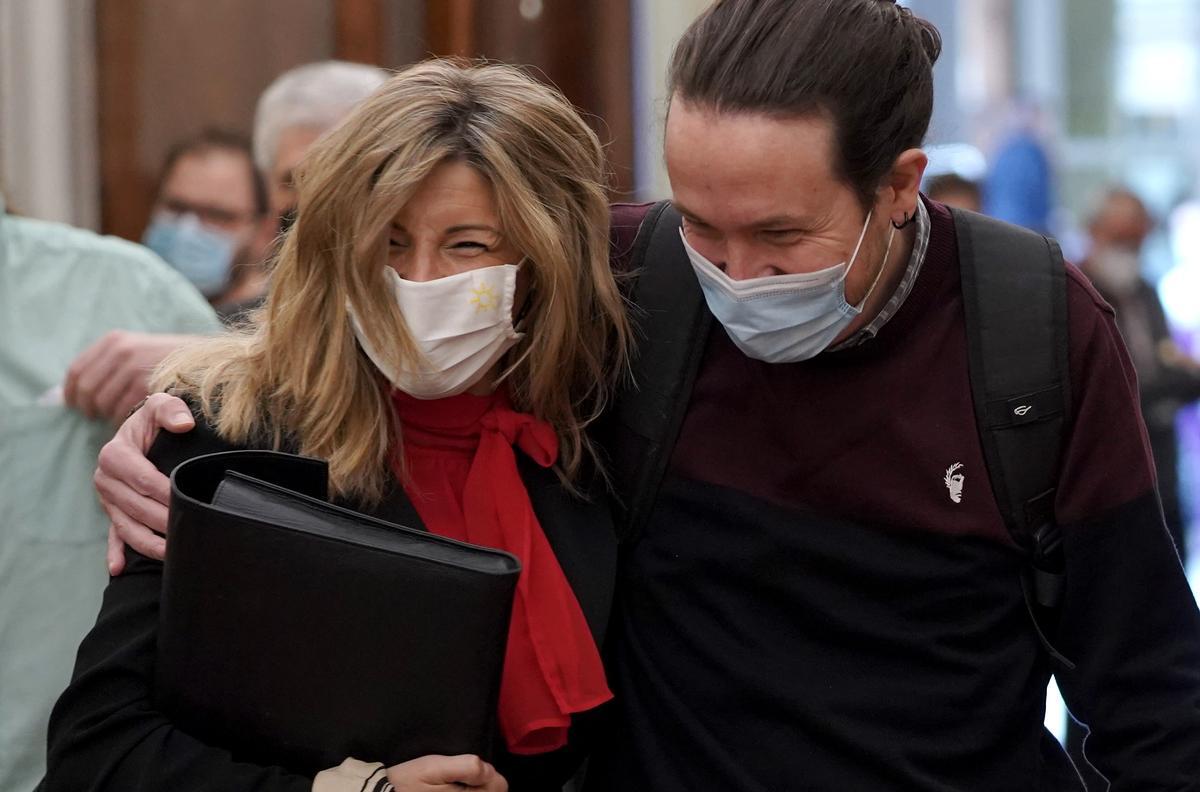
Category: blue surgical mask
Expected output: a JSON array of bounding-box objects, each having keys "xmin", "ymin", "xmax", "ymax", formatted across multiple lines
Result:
[
  {"xmin": 680, "ymin": 211, "xmax": 895, "ymax": 363},
  {"xmin": 142, "ymin": 211, "xmax": 238, "ymax": 298}
]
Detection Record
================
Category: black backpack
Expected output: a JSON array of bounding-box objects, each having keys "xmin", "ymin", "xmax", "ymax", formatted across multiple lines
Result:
[{"xmin": 608, "ymin": 201, "xmax": 1075, "ymax": 667}]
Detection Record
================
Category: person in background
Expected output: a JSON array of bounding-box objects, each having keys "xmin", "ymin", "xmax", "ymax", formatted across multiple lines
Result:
[
  {"xmin": 253, "ymin": 60, "xmax": 391, "ymax": 235},
  {"xmin": 983, "ymin": 103, "xmax": 1054, "ymax": 234},
  {"xmin": 925, "ymin": 172, "xmax": 982, "ymax": 213},
  {"xmin": 142, "ymin": 128, "xmax": 272, "ymax": 314},
  {"xmin": 1080, "ymin": 187, "xmax": 1200, "ymax": 557},
  {"xmin": 0, "ymin": 193, "xmax": 219, "ymax": 792},
  {"xmin": 63, "ymin": 61, "xmax": 387, "ymax": 426},
  {"xmin": 1067, "ymin": 184, "xmax": 1200, "ymax": 789}
]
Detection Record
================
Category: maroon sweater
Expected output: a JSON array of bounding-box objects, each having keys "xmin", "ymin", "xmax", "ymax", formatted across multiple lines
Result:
[{"xmin": 587, "ymin": 199, "xmax": 1200, "ymax": 791}]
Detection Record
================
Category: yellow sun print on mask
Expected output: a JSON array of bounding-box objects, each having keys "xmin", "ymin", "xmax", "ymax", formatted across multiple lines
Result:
[{"xmin": 469, "ymin": 282, "xmax": 499, "ymax": 313}]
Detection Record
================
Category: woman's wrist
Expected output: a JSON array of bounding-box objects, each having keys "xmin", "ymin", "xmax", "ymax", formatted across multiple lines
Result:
[{"xmin": 313, "ymin": 758, "xmax": 393, "ymax": 792}]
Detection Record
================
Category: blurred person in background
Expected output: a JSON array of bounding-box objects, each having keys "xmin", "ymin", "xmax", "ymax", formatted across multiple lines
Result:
[
  {"xmin": 984, "ymin": 102, "xmax": 1054, "ymax": 234},
  {"xmin": 925, "ymin": 173, "xmax": 982, "ymax": 213},
  {"xmin": 254, "ymin": 60, "xmax": 391, "ymax": 235},
  {"xmin": 0, "ymin": 192, "xmax": 219, "ymax": 792},
  {"xmin": 141, "ymin": 128, "xmax": 272, "ymax": 315},
  {"xmin": 1068, "ymin": 184, "xmax": 1200, "ymax": 789},
  {"xmin": 1080, "ymin": 187, "xmax": 1200, "ymax": 557},
  {"xmin": 63, "ymin": 60, "xmax": 388, "ymax": 426}
]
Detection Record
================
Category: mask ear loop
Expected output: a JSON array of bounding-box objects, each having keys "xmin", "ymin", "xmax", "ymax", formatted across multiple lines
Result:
[
  {"xmin": 849, "ymin": 218, "xmax": 898, "ymax": 311},
  {"xmin": 860, "ymin": 223, "xmax": 897, "ymax": 303},
  {"xmin": 842, "ymin": 208, "xmax": 876, "ymax": 279}
]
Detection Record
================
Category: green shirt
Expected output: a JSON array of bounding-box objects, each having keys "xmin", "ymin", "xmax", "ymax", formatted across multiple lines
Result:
[{"xmin": 0, "ymin": 195, "xmax": 220, "ymax": 791}]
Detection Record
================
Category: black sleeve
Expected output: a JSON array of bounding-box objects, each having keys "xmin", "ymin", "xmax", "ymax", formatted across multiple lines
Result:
[
  {"xmin": 40, "ymin": 421, "xmax": 313, "ymax": 792},
  {"xmin": 1052, "ymin": 280, "xmax": 1200, "ymax": 789},
  {"xmin": 1054, "ymin": 494, "xmax": 1200, "ymax": 789}
]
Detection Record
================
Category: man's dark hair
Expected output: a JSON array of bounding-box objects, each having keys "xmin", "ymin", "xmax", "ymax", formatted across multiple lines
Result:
[
  {"xmin": 926, "ymin": 173, "xmax": 981, "ymax": 204},
  {"xmin": 158, "ymin": 128, "xmax": 268, "ymax": 217},
  {"xmin": 669, "ymin": 0, "xmax": 942, "ymax": 210}
]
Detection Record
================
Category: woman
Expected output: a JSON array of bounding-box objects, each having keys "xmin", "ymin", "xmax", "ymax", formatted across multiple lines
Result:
[{"xmin": 41, "ymin": 59, "xmax": 629, "ymax": 792}]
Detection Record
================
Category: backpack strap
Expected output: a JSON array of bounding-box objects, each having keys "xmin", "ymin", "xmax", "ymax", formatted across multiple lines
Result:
[
  {"xmin": 953, "ymin": 207, "xmax": 1075, "ymax": 668},
  {"xmin": 609, "ymin": 201, "xmax": 712, "ymax": 541}
]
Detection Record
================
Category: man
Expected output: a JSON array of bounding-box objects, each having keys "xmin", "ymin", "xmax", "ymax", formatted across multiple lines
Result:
[
  {"xmin": 925, "ymin": 172, "xmax": 983, "ymax": 213},
  {"xmin": 142, "ymin": 128, "xmax": 272, "ymax": 312},
  {"xmin": 252, "ymin": 60, "xmax": 390, "ymax": 232},
  {"xmin": 0, "ymin": 194, "xmax": 219, "ymax": 791},
  {"xmin": 1081, "ymin": 187, "xmax": 1200, "ymax": 556},
  {"xmin": 91, "ymin": 2, "xmax": 1200, "ymax": 789},
  {"xmin": 63, "ymin": 61, "xmax": 387, "ymax": 427}
]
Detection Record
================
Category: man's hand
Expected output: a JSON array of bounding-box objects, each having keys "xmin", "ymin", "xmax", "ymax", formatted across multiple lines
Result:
[
  {"xmin": 65, "ymin": 331, "xmax": 200, "ymax": 423},
  {"xmin": 96, "ymin": 392, "xmax": 194, "ymax": 574},
  {"xmin": 386, "ymin": 755, "xmax": 507, "ymax": 791}
]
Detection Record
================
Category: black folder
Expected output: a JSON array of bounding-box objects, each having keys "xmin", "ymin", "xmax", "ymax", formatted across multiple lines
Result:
[{"xmin": 154, "ymin": 450, "xmax": 521, "ymax": 774}]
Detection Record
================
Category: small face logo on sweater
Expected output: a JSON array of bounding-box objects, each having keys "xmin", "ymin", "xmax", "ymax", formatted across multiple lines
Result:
[{"xmin": 944, "ymin": 463, "xmax": 965, "ymax": 504}]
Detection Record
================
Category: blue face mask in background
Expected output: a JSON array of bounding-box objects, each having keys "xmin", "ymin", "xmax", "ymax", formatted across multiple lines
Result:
[
  {"xmin": 142, "ymin": 211, "xmax": 239, "ymax": 298},
  {"xmin": 680, "ymin": 211, "xmax": 894, "ymax": 363}
]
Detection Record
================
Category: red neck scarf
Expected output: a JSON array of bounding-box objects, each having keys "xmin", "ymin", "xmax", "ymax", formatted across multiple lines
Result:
[{"xmin": 390, "ymin": 388, "xmax": 611, "ymax": 755}]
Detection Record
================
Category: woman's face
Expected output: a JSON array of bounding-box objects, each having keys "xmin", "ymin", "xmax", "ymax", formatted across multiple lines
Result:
[{"xmin": 386, "ymin": 160, "xmax": 521, "ymax": 281}]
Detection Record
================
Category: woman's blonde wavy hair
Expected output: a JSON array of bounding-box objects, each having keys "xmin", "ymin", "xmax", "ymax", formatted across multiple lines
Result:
[{"xmin": 153, "ymin": 59, "xmax": 630, "ymax": 503}]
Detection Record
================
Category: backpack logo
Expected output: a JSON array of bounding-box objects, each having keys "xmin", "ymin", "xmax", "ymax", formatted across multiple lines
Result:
[
  {"xmin": 944, "ymin": 463, "xmax": 965, "ymax": 504},
  {"xmin": 1014, "ymin": 404, "xmax": 1033, "ymax": 417}
]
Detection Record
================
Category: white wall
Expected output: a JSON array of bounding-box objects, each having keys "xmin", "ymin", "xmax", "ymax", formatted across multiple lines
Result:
[{"xmin": 0, "ymin": 0, "xmax": 99, "ymax": 228}]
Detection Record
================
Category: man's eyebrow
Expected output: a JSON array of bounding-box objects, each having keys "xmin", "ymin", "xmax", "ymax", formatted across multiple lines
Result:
[
  {"xmin": 752, "ymin": 215, "xmax": 812, "ymax": 229},
  {"xmin": 672, "ymin": 202, "xmax": 711, "ymax": 225}
]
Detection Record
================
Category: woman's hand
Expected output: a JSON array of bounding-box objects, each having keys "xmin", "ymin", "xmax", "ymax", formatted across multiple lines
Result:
[{"xmin": 386, "ymin": 754, "xmax": 507, "ymax": 791}]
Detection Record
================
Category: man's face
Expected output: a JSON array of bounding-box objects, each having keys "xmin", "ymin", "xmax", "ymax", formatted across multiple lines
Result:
[
  {"xmin": 1090, "ymin": 195, "xmax": 1151, "ymax": 255},
  {"xmin": 931, "ymin": 188, "xmax": 981, "ymax": 214},
  {"xmin": 268, "ymin": 126, "xmax": 324, "ymax": 225},
  {"xmin": 156, "ymin": 149, "xmax": 259, "ymax": 242},
  {"xmin": 665, "ymin": 96, "xmax": 894, "ymax": 308}
]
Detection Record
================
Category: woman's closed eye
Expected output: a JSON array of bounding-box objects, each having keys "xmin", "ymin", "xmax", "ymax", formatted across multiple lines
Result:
[{"xmin": 450, "ymin": 240, "xmax": 490, "ymax": 253}]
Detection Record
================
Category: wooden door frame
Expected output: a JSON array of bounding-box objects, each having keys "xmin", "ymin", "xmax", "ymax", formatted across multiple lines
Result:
[
  {"xmin": 335, "ymin": 0, "xmax": 387, "ymax": 64},
  {"xmin": 425, "ymin": 0, "xmax": 475, "ymax": 57},
  {"xmin": 95, "ymin": 0, "xmax": 147, "ymax": 239}
]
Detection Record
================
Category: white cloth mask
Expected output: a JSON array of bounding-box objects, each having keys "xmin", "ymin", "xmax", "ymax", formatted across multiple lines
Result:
[
  {"xmin": 680, "ymin": 211, "xmax": 894, "ymax": 363},
  {"xmin": 349, "ymin": 263, "xmax": 523, "ymax": 399}
]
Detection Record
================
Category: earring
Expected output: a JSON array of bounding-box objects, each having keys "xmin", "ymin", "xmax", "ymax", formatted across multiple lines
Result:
[{"xmin": 891, "ymin": 211, "xmax": 915, "ymax": 230}]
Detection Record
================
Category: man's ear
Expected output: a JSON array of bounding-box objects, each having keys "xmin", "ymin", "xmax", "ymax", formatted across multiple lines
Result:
[{"xmin": 880, "ymin": 149, "xmax": 928, "ymax": 226}]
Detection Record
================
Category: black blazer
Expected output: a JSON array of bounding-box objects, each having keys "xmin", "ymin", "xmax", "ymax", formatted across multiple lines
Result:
[{"xmin": 40, "ymin": 416, "xmax": 618, "ymax": 792}]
